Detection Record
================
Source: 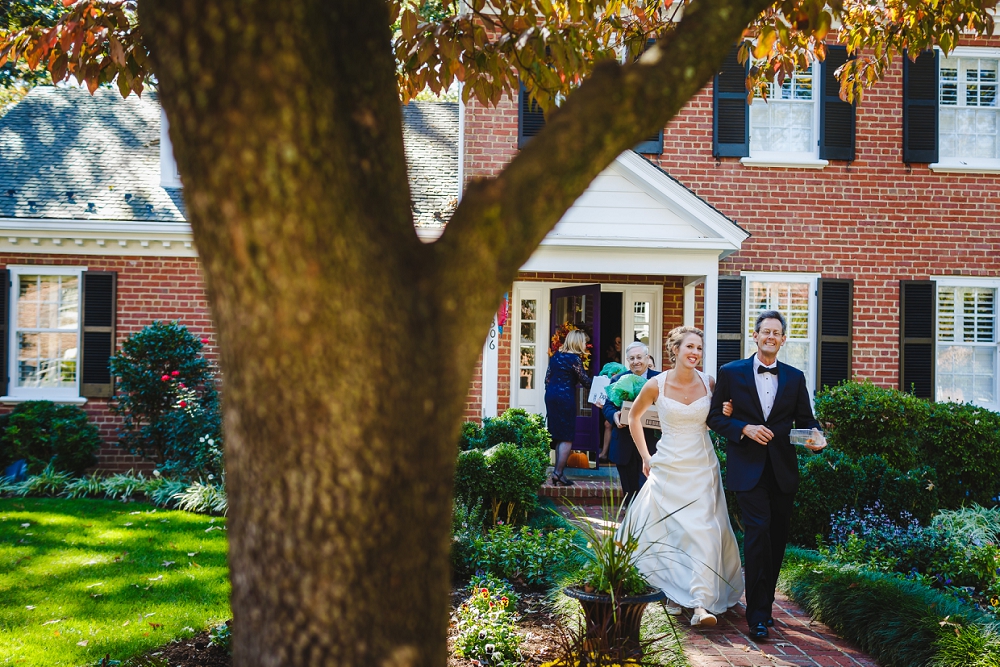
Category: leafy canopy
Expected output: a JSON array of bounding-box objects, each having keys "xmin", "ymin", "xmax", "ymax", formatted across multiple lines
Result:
[{"xmin": 1, "ymin": 0, "xmax": 996, "ymax": 108}]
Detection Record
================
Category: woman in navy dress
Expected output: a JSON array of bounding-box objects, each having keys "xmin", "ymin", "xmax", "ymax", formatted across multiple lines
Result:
[{"xmin": 545, "ymin": 329, "xmax": 592, "ymax": 486}]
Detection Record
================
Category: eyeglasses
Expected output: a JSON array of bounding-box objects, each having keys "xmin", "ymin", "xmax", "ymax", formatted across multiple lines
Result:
[{"xmin": 758, "ymin": 329, "xmax": 784, "ymax": 337}]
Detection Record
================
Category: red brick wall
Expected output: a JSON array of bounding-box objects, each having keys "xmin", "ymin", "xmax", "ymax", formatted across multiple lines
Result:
[
  {"xmin": 463, "ymin": 38, "xmax": 1000, "ymax": 399},
  {"xmin": 0, "ymin": 254, "xmax": 215, "ymax": 472}
]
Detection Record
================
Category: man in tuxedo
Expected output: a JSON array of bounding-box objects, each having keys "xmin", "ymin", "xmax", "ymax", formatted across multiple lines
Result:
[
  {"xmin": 603, "ymin": 341, "xmax": 660, "ymax": 506},
  {"xmin": 707, "ymin": 310, "xmax": 826, "ymax": 640}
]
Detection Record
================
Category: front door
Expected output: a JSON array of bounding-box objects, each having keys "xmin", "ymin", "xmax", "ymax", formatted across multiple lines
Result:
[{"xmin": 549, "ymin": 284, "xmax": 601, "ymax": 453}]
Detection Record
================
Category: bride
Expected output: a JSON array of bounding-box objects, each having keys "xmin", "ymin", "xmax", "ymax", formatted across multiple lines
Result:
[{"xmin": 618, "ymin": 326, "xmax": 744, "ymax": 627}]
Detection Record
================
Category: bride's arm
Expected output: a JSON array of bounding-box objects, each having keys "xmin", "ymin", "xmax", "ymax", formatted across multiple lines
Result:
[{"xmin": 628, "ymin": 380, "xmax": 659, "ymax": 475}]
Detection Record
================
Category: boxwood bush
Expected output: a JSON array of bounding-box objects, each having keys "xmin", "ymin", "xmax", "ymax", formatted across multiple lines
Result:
[
  {"xmin": 0, "ymin": 401, "xmax": 101, "ymax": 475},
  {"xmin": 815, "ymin": 381, "xmax": 1000, "ymax": 507},
  {"xmin": 455, "ymin": 409, "xmax": 550, "ymax": 526}
]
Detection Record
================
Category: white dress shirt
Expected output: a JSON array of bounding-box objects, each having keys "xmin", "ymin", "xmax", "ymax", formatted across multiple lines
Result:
[{"xmin": 752, "ymin": 355, "xmax": 778, "ymax": 420}]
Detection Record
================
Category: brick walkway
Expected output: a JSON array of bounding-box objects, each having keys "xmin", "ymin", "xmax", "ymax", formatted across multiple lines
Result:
[{"xmin": 682, "ymin": 593, "xmax": 877, "ymax": 667}]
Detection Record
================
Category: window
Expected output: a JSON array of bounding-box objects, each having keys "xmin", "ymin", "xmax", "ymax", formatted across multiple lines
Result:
[
  {"xmin": 744, "ymin": 274, "xmax": 819, "ymax": 392},
  {"xmin": 750, "ymin": 66, "xmax": 818, "ymax": 158},
  {"xmin": 7, "ymin": 267, "xmax": 85, "ymax": 401},
  {"xmin": 937, "ymin": 284, "xmax": 997, "ymax": 407},
  {"xmin": 940, "ymin": 55, "xmax": 999, "ymax": 163},
  {"xmin": 632, "ymin": 300, "xmax": 651, "ymax": 347},
  {"xmin": 519, "ymin": 298, "xmax": 538, "ymax": 390},
  {"xmin": 160, "ymin": 108, "xmax": 183, "ymax": 188}
]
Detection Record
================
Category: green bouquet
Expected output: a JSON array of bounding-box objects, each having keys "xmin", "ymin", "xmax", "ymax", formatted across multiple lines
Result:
[
  {"xmin": 607, "ymin": 374, "xmax": 648, "ymax": 408},
  {"xmin": 599, "ymin": 362, "xmax": 627, "ymax": 378}
]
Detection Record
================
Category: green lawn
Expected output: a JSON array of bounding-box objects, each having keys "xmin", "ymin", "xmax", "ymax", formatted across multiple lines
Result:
[{"xmin": 0, "ymin": 497, "xmax": 230, "ymax": 667}]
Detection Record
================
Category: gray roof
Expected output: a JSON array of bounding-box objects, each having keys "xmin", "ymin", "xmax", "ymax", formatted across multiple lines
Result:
[
  {"xmin": 401, "ymin": 101, "xmax": 458, "ymax": 227},
  {"xmin": 0, "ymin": 86, "xmax": 460, "ymax": 226},
  {"xmin": 0, "ymin": 87, "xmax": 185, "ymax": 222}
]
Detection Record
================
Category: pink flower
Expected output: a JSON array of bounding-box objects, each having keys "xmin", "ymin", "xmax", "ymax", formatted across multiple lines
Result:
[
  {"xmin": 201, "ymin": 338, "xmax": 210, "ymax": 344},
  {"xmin": 178, "ymin": 383, "xmax": 186, "ymax": 389},
  {"xmin": 161, "ymin": 375, "xmax": 170, "ymax": 381},
  {"xmin": 179, "ymin": 401, "xmax": 187, "ymax": 408},
  {"xmin": 171, "ymin": 370, "xmax": 180, "ymax": 377}
]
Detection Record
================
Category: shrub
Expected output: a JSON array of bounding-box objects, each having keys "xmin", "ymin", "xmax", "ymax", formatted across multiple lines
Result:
[
  {"xmin": 0, "ymin": 401, "xmax": 101, "ymax": 475},
  {"xmin": 815, "ymin": 381, "xmax": 1000, "ymax": 508},
  {"xmin": 790, "ymin": 448, "xmax": 939, "ymax": 546},
  {"xmin": 464, "ymin": 524, "xmax": 579, "ymax": 587},
  {"xmin": 110, "ymin": 321, "xmax": 223, "ymax": 478},
  {"xmin": 456, "ymin": 408, "xmax": 550, "ymax": 526}
]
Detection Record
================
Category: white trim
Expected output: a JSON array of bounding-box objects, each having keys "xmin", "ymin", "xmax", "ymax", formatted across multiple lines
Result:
[
  {"xmin": 482, "ymin": 314, "xmax": 500, "ymax": 418},
  {"xmin": 0, "ymin": 218, "xmax": 195, "ymax": 256},
  {"xmin": 457, "ymin": 83, "xmax": 465, "ymax": 202},
  {"xmin": 932, "ymin": 275, "xmax": 1000, "ymax": 288},
  {"xmin": 741, "ymin": 271, "xmax": 821, "ymax": 396},
  {"xmin": 7, "ymin": 265, "xmax": 87, "ymax": 403},
  {"xmin": 938, "ymin": 46, "xmax": 1000, "ymax": 59},
  {"xmin": 509, "ymin": 281, "xmax": 666, "ymax": 413},
  {"xmin": 929, "ymin": 161, "xmax": 1000, "ymax": 174},
  {"xmin": 740, "ymin": 157, "xmax": 829, "ymax": 169},
  {"xmin": 160, "ymin": 108, "xmax": 183, "ymax": 189}
]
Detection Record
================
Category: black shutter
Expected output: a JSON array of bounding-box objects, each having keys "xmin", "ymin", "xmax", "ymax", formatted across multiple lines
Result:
[
  {"xmin": 900, "ymin": 280, "xmax": 936, "ymax": 399},
  {"xmin": 518, "ymin": 81, "xmax": 545, "ymax": 148},
  {"xmin": 713, "ymin": 46, "xmax": 749, "ymax": 157},
  {"xmin": 0, "ymin": 269, "xmax": 8, "ymax": 396},
  {"xmin": 716, "ymin": 276, "xmax": 745, "ymax": 375},
  {"xmin": 634, "ymin": 130, "xmax": 664, "ymax": 155},
  {"xmin": 80, "ymin": 271, "xmax": 117, "ymax": 398},
  {"xmin": 817, "ymin": 279, "xmax": 853, "ymax": 390},
  {"xmin": 902, "ymin": 49, "xmax": 939, "ymax": 164},
  {"xmin": 819, "ymin": 46, "xmax": 856, "ymax": 161}
]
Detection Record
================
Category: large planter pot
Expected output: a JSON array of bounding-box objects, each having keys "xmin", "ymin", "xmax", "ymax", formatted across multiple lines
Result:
[{"xmin": 563, "ymin": 586, "xmax": 666, "ymax": 659}]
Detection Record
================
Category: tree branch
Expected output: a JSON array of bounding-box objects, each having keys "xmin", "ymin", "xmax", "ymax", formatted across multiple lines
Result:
[{"xmin": 431, "ymin": 0, "xmax": 775, "ymax": 327}]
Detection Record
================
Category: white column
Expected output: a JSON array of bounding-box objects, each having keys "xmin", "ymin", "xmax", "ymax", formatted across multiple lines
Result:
[
  {"xmin": 481, "ymin": 316, "xmax": 500, "ymax": 418},
  {"xmin": 683, "ymin": 279, "xmax": 698, "ymax": 327},
  {"xmin": 703, "ymin": 267, "xmax": 719, "ymax": 377}
]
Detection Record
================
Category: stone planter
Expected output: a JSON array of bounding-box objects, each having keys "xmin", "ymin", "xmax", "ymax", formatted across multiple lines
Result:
[{"xmin": 563, "ymin": 586, "xmax": 666, "ymax": 659}]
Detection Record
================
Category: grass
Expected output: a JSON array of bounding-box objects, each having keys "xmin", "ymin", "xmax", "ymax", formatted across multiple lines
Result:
[{"xmin": 0, "ymin": 497, "xmax": 230, "ymax": 667}]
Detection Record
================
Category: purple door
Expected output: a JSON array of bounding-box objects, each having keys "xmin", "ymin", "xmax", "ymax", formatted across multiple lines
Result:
[{"xmin": 549, "ymin": 284, "xmax": 601, "ymax": 453}]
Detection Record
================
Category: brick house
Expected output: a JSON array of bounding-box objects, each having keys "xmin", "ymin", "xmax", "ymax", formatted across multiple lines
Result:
[
  {"xmin": 3, "ymin": 33, "xmax": 999, "ymax": 467},
  {"xmin": 452, "ymin": 39, "xmax": 1000, "ymax": 455},
  {"xmin": 0, "ymin": 87, "xmax": 458, "ymax": 470}
]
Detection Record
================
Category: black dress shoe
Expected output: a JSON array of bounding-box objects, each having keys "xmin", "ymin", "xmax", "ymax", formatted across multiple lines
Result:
[
  {"xmin": 749, "ymin": 622, "xmax": 769, "ymax": 640},
  {"xmin": 765, "ymin": 617, "xmax": 775, "ymax": 627}
]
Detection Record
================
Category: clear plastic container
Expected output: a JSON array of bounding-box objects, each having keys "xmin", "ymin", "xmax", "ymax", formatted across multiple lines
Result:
[{"xmin": 789, "ymin": 428, "xmax": 816, "ymax": 447}]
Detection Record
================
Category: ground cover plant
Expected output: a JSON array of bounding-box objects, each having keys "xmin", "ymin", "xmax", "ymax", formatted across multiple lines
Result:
[
  {"xmin": 0, "ymin": 497, "xmax": 230, "ymax": 667},
  {"xmin": 780, "ymin": 548, "xmax": 1000, "ymax": 667}
]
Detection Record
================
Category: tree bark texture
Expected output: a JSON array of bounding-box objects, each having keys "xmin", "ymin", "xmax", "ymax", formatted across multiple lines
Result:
[{"xmin": 138, "ymin": 0, "xmax": 774, "ymax": 665}]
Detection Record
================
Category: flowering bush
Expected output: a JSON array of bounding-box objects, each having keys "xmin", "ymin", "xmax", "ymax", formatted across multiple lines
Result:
[
  {"xmin": 0, "ymin": 400, "xmax": 101, "ymax": 474},
  {"xmin": 453, "ymin": 582, "xmax": 522, "ymax": 667},
  {"xmin": 110, "ymin": 322, "xmax": 223, "ymax": 478}
]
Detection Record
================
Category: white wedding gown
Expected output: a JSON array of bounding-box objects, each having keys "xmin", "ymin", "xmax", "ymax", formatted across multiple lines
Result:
[{"xmin": 618, "ymin": 371, "xmax": 744, "ymax": 614}]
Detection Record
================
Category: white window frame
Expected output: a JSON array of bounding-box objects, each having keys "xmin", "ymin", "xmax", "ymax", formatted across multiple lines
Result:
[
  {"xmin": 4, "ymin": 265, "xmax": 88, "ymax": 404},
  {"xmin": 933, "ymin": 276, "xmax": 1000, "ymax": 411},
  {"xmin": 742, "ymin": 61, "xmax": 828, "ymax": 169},
  {"xmin": 930, "ymin": 46, "xmax": 1000, "ymax": 174},
  {"xmin": 742, "ymin": 272, "xmax": 820, "ymax": 396},
  {"xmin": 509, "ymin": 281, "xmax": 664, "ymax": 416}
]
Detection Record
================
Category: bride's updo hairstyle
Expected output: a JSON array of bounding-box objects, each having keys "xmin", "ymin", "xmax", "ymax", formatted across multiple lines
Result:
[{"xmin": 666, "ymin": 326, "xmax": 705, "ymax": 366}]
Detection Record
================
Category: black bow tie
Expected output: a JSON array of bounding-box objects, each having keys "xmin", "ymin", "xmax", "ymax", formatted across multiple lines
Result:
[{"xmin": 757, "ymin": 365, "xmax": 778, "ymax": 375}]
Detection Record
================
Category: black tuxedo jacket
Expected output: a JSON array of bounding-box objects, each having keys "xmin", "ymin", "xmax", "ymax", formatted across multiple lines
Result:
[
  {"xmin": 707, "ymin": 356, "xmax": 819, "ymax": 494},
  {"xmin": 602, "ymin": 369, "xmax": 660, "ymax": 466}
]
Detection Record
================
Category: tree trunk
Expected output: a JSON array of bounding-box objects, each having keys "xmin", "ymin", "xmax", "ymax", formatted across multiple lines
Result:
[
  {"xmin": 140, "ymin": 2, "xmax": 486, "ymax": 665},
  {"xmin": 138, "ymin": 0, "xmax": 774, "ymax": 664}
]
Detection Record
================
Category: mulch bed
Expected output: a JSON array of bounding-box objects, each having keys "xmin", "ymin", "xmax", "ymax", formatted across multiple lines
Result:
[{"xmin": 135, "ymin": 586, "xmax": 566, "ymax": 666}]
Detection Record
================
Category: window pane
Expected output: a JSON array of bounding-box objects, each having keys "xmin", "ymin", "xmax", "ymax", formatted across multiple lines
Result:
[
  {"xmin": 939, "ymin": 287, "xmax": 995, "ymax": 343},
  {"xmin": 520, "ymin": 369, "xmax": 534, "ymax": 390},
  {"xmin": 520, "ymin": 322, "xmax": 535, "ymax": 345},
  {"xmin": 17, "ymin": 332, "xmax": 77, "ymax": 388},
  {"xmin": 750, "ymin": 67, "xmax": 815, "ymax": 154},
  {"xmin": 520, "ymin": 346, "xmax": 535, "ymax": 369},
  {"xmin": 940, "ymin": 57, "xmax": 1000, "ymax": 160},
  {"xmin": 745, "ymin": 280, "xmax": 812, "ymax": 377},
  {"xmin": 520, "ymin": 299, "xmax": 536, "ymax": 321},
  {"xmin": 633, "ymin": 301, "xmax": 651, "ymax": 345},
  {"xmin": 938, "ymin": 344, "xmax": 995, "ymax": 405}
]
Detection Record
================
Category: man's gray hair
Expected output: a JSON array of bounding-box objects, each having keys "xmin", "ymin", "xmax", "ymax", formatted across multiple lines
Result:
[{"xmin": 624, "ymin": 341, "xmax": 648, "ymax": 357}]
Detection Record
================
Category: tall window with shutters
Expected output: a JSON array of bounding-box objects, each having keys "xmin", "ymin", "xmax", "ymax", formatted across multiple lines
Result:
[
  {"xmin": 749, "ymin": 65, "xmax": 819, "ymax": 159},
  {"xmin": 2, "ymin": 266, "xmax": 117, "ymax": 402},
  {"xmin": 744, "ymin": 274, "xmax": 819, "ymax": 393},
  {"xmin": 937, "ymin": 284, "xmax": 997, "ymax": 408}
]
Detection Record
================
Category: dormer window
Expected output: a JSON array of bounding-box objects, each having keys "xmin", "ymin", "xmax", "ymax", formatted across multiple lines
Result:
[{"xmin": 160, "ymin": 107, "xmax": 182, "ymax": 188}]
